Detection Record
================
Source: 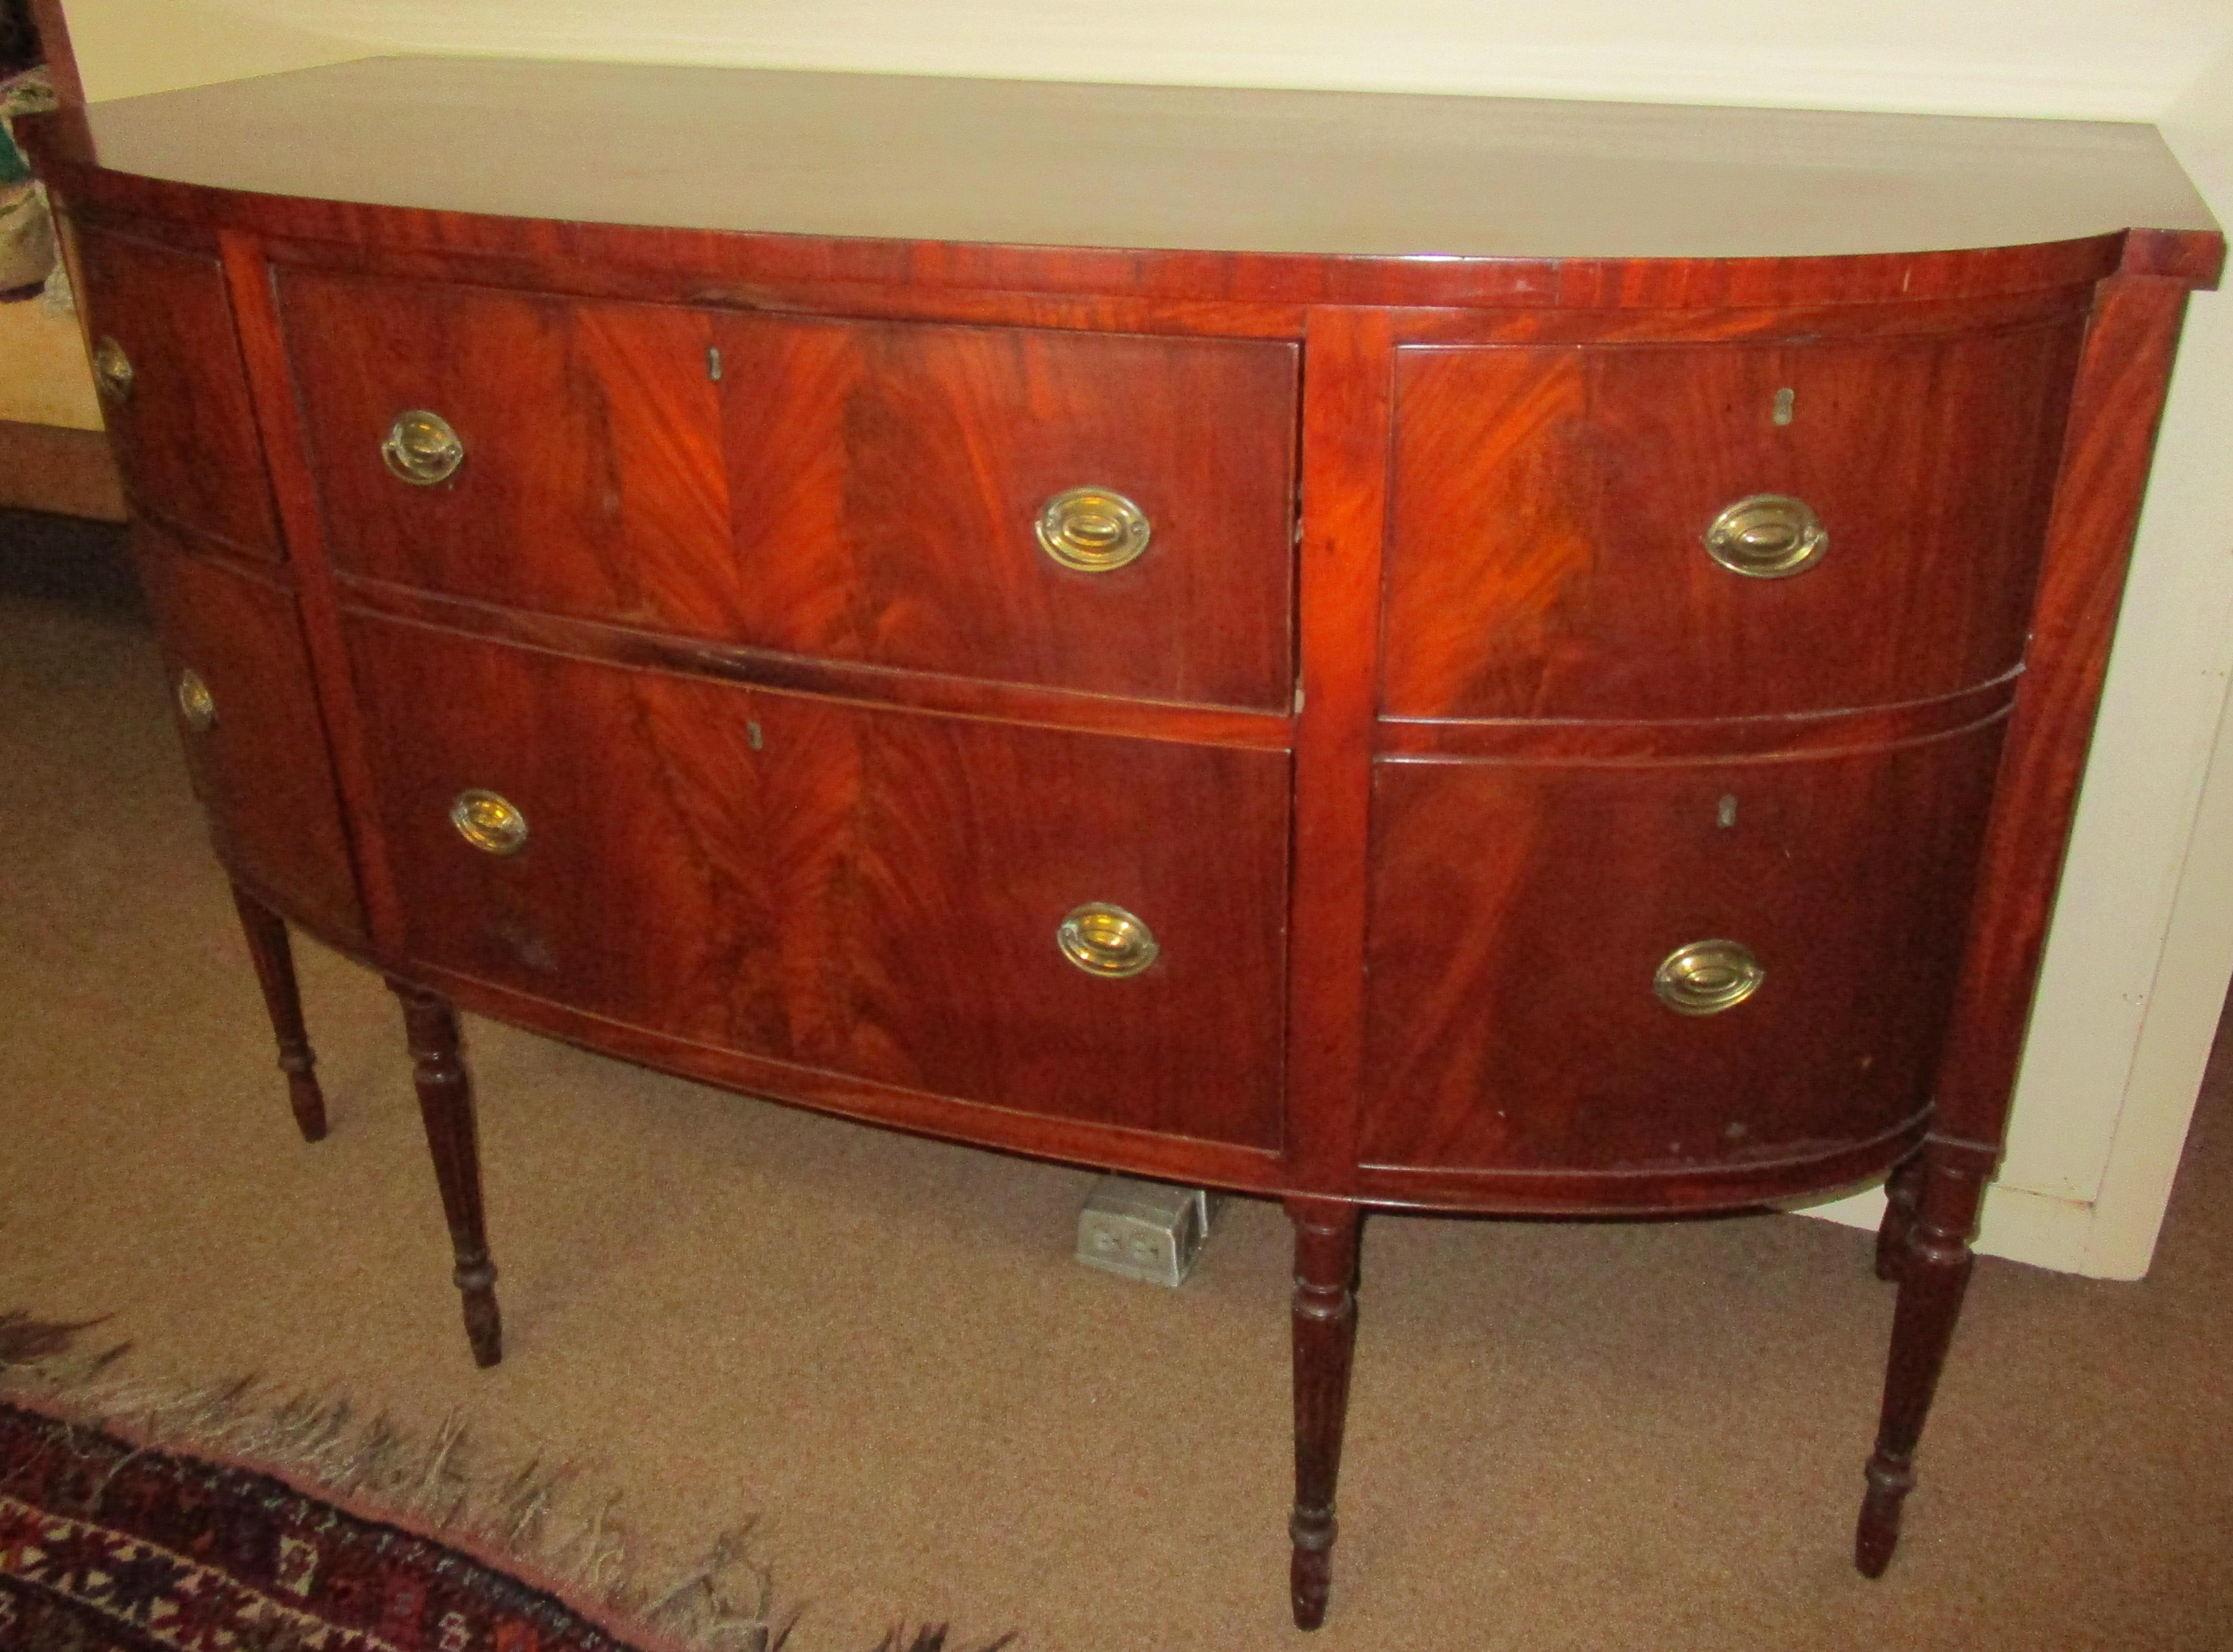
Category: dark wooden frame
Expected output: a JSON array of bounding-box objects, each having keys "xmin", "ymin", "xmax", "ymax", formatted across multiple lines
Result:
[{"xmin": 23, "ymin": 0, "xmax": 80, "ymax": 104}]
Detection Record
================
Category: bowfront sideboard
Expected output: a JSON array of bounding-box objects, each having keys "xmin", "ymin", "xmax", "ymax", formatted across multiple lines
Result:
[{"xmin": 25, "ymin": 58, "xmax": 2223, "ymax": 1627}]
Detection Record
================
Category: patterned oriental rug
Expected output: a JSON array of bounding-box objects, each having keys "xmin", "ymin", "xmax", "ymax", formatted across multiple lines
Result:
[
  {"xmin": 1, "ymin": 1399, "xmax": 668, "ymax": 1652},
  {"xmin": 0, "ymin": 1316, "xmax": 1008, "ymax": 1652}
]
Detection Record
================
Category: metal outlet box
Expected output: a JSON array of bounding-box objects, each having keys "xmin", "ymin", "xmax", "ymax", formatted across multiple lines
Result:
[{"xmin": 1076, "ymin": 1174, "xmax": 1221, "ymax": 1287}]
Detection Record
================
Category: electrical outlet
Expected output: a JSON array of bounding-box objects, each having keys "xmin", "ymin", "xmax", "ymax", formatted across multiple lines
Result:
[{"xmin": 1075, "ymin": 1174, "xmax": 1220, "ymax": 1287}]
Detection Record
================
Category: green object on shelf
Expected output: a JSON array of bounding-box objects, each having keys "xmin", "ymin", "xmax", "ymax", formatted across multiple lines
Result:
[
  {"xmin": 0, "ymin": 69, "xmax": 55, "ymax": 293},
  {"xmin": 2, "ymin": 68, "xmax": 53, "ymax": 184}
]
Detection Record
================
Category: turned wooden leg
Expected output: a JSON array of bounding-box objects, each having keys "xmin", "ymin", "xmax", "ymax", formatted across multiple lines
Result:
[
  {"xmin": 230, "ymin": 885, "xmax": 328, "ymax": 1143},
  {"xmin": 1874, "ymin": 1150, "xmax": 1925, "ymax": 1283},
  {"xmin": 1286, "ymin": 1197, "xmax": 1363, "ymax": 1631},
  {"xmin": 1856, "ymin": 1142, "xmax": 1988, "ymax": 1577},
  {"xmin": 391, "ymin": 980, "xmax": 503, "ymax": 1368}
]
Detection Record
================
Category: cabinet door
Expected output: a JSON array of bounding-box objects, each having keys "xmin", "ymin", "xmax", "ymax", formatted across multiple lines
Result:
[
  {"xmin": 279, "ymin": 269, "xmax": 733, "ymax": 628},
  {"xmin": 716, "ymin": 314, "xmax": 1299, "ymax": 708},
  {"xmin": 346, "ymin": 615, "xmax": 1289, "ymax": 1148},
  {"xmin": 74, "ymin": 226, "xmax": 281, "ymax": 557},
  {"xmin": 1383, "ymin": 321, "xmax": 2083, "ymax": 720},
  {"xmin": 1361, "ymin": 726, "xmax": 2004, "ymax": 1176},
  {"xmin": 135, "ymin": 527, "xmax": 364, "ymax": 941}
]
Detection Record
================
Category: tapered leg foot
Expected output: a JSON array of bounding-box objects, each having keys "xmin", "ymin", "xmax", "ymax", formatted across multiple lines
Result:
[
  {"xmin": 391, "ymin": 980, "xmax": 503, "ymax": 1368},
  {"xmin": 1286, "ymin": 1197, "xmax": 1362, "ymax": 1631},
  {"xmin": 231, "ymin": 885, "xmax": 327, "ymax": 1142},
  {"xmin": 1290, "ymin": 1517, "xmax": 1334, "ymax": 1631},
  {"xmin": 1856, "ymin": 1457, "xmax": 1915, "ymax": 1578},
  {"xmin": 1874, "ymin": 1151, "xmax": 1925, "ymax": 1283},
  {"xmin": 1856, "ymin": 1141, "xmax": 1987, "ymax": 1577}
]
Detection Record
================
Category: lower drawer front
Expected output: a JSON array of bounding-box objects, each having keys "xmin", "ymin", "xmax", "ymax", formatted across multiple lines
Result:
[
  {"xmin": 346, "ymin": 615, "xmax": 1288, "ymax": 1148},
  {"xmin": 135, "ymin": 527, "xmax": 364, "ymax": 941},
  {"xmin": 1361, "ymin": 726, "xmax": 2004, "ymax": 1176}
]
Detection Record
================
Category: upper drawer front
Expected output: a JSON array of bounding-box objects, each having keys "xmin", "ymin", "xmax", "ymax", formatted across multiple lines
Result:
[
  {"xmin": 345, "ymin": 614, "xmax": 1289, "ymax": 1149},
  {"xmin": 716, "ymin": 316, "xmax": 1298, "ymax": 709},
  {"xmin": 1383, "ymin": 322, "xmax": 2084, "ymax": 720},
  {"xmin": 134, "ymin": 525, "xmax": 365, "ymax": 943},
  {"xmin": 75, "ymin": 227, "xmax": 281, "ymax": 557},
  {"xmin": 280, "ymin": 270, "xmax": 732, "ymax": 628},
  {"xmin": 281, "ymin": 270, "xmax": 1297, "ymax": 709}
]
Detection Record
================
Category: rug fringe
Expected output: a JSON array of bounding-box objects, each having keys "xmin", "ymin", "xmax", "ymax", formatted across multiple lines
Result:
[{"xmin": 2, "ymin": 1311, "xmax": 1010, "ymax": 1652}]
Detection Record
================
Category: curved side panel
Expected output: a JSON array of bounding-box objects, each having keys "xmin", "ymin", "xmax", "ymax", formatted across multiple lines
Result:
[
  {"xmin": 72, "ymin": 221, "xmax": 282, "ymax": 559},
  {"xmin": 132, "ymin": 526, "xmax": 366, "ymax": 944}
]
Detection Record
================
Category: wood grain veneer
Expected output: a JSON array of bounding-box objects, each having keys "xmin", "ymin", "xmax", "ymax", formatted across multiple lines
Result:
[
  {"xmin": 130, "ymin": 521, "xmax": 363, "ymax": 944},
  {"xmin": 1383, "ymin": 321, "xmax": 2083, "ymax": 720},
  {"xmin": 345, "ymin": 610, "xmax": 1291, "ymax": 1149},
  {"xmin": 73, "ymin": 221, "xmax": 280, "ymax": 558},
  {"xmin": 1363, "ymin": 723, "xmax": 2007, "ymax": 1178},
  {"xmin": 19, "ymin": 59, "xmax": 2225, "ymax": 1629},
  {"xmin": 280, "ymin": 268, "xmax": 729, "ymax": 625},
  {"xmin": 712, "ymin": 314, "xmax": 1298, "ymax": 708}
]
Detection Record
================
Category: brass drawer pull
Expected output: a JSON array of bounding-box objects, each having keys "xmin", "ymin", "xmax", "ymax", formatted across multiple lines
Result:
[
  {"xmin": 93, "ymin": 337, "xmax": 135, "ymax": 405},
  {"xmin": 382, "ymin": 408, "xmax": 466, "ymax": 485},
  {"xmin": 1654, "ymin": 939, "xmax": 1763, "ymax": 1016},
  {"xmin": 1037, "ymin": 486, "xmax": 1151, "ymax": 572},
  {"xmin": 174, "ymin": 668, "xmax": 216, "ymax": 733},
  {"xmin": 1704, "ymin": 494, "xmax": 1826, "ymax": 579},
  {"xmin": 450, "ymin": 789, "xmax": 528, "ymax": 856},
  {"xmin": 1057, "ymin": 902, "xmax": 1159, "ymax": 977}
]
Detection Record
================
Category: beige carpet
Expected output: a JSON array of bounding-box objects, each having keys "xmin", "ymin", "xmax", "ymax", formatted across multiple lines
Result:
[{"xmin": 3, "ymin": 511, "xmax": 2229, "ymax": 1651}]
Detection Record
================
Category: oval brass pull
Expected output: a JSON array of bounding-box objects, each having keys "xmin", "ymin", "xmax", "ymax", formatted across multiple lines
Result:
[
  {"xmin": 1036, "ymin": 486, "xmax": 1151, "ymax": 572},
  {"xmin": 1703, "ymin": 494, "xmax": 1826, "ymax": 579},
  {"xmin": 1057, "ymin": 902, "xmax": 1159, "ymax": 978},
  {"xmin": 450, "ymin": 789, "xmax": 528, "ymax": 856},
  {"xmin": 1654, "ymin": 939, "xmax": 1763, "ymax": 1016},
  {"xmin": 93, "ymin": 337, "xmax": 135, "ymax": 406},
  {"xmin": 382, "ymin": 409, "xmax": 465, "ymax": 486},
  {"xmin": 175, "ymin": 668, "xmax": 216, "ymax": 733}
]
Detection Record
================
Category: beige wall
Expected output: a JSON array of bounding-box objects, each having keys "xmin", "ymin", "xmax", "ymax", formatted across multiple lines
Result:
[
  {"xmin": 62, "ymin": 0, "xmax": 2232, "ymax": 117},
  {"xmin": 49, "ymin": 0, "xmax": 2233, "ymax": 1276},
  {"xmin": 64, "ymin": 0, "xmax": 360, "ymax": 101}
]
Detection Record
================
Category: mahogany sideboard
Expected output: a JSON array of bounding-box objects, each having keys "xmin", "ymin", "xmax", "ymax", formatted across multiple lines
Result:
[{"xmin": 24, "ymin": 58, "xmax": 2225, "ymax": 1628}]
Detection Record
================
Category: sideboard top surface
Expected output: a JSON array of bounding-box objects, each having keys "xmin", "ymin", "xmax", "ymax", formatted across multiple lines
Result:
[{"xmin": 37, "ymin": 55, "xmax": 2221, "ymax": 265}]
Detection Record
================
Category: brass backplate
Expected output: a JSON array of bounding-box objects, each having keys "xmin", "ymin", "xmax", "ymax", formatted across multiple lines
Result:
[
  {"xmin": 383, "ymin": 408, "xmax": 466, "ymax": 486},
  {"xmin": 174, "ymin": 668, "xmax": 215, "ymax": 733},
  {"xmin": 92, "ymin": 337, "xmax": 134, "ymax": 406},
  {"xmin": 1704, "ymin": 493, "xmax": 1826, "ymax": 579},
  {"xmin": 1057, "ymin": 901, "xmax": 1159, "ymax": 977},
  {"xmin": 450, "ymin": 788, "xmax": 528, "ymax": 856},
  {"xmin": 1037, "ymin": 486, "xmax": 1151, "ymax": 572},
  {"xmin": 1654, "ymin": 938, "xmax": 1764, "ymax": 1015}
]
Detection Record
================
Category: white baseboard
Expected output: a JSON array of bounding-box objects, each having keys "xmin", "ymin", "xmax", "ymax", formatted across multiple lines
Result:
[{"xmin": 1793, "ymin": 1180, "xmax": 2109, "ymax": 1278}]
